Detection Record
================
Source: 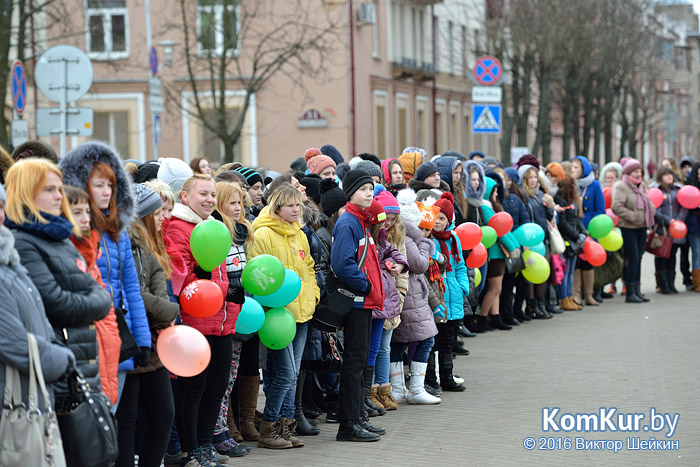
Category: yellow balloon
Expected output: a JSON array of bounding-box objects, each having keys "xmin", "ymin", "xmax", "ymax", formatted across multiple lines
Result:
[
  {"xmin": 474, "ymin": 268, "xmax": 482, "ymax": 287},
  {"xmin": 599, "ymin": 231, "xmax": 623, "ymax": 252},
  {"xmin": 521, "ymin": 250, "xmax": 550, "ymax": 284}
]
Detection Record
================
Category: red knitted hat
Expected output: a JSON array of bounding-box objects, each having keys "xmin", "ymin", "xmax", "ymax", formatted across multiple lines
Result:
[
  {"xmin": 433, "ymin": 192, "xmax": 454, "ymax": 223},
  {"xmin": 367, "ymin": 199, "xmax": 387, "ymax": 225}
]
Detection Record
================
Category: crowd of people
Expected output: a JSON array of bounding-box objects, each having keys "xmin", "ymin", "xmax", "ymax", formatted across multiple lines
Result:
[{"xmin": 0, "ymin": 139, "xmax": 696, "ymax": 467}]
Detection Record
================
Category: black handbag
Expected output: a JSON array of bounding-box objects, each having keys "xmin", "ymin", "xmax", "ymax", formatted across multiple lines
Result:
[
  {"xmin": 312, "ymin": 231, "xmax": 370, "ymax": 332},
  {"xmin": 309, "ymin": 331, "xmax": 344, "ymax": 392},
  {"xmin": 55, "ymin": 370, "xmax": 118, "ymax": 467},
  {"xmin": 115, "ymin": 245, "xmax": 140, "ymax": 362},
  {"xmin": 500, "ymin": 243, "xmax": 525, "ymax": 274}
]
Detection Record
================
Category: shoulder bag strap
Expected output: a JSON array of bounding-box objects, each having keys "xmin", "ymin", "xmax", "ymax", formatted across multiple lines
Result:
[
  {"xmin": 3, "ymin": 359, "xmax": 21, "ymax": 410},
  {"xmin": 357, "ymin": 228, "xmax": 370, "ymax": 270},
  {"xmin": 27, "ymin": 333, "xmax": 52, "ymax": 412},
  {"xmin": 116, "ymin": 240, "xmax": 125, "ymax": 309}
]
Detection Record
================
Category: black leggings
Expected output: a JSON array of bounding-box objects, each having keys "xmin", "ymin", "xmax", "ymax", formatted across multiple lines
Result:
[
  {"xmin": 175, "ymin": 334, "xmax": 233, "ymax": 451},
  {"xmin": 116, "ymin": 368, "xmax": 174, "ymax": 467}
]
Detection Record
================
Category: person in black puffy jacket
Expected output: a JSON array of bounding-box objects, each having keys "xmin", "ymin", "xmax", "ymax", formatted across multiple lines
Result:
[
  {"xmin": 4, "ymin": 158, "xmax": 111, "ymax": 393},
  {"xmin": 554, "ymin": 175, "xmax": 587, "ymax": 311}
]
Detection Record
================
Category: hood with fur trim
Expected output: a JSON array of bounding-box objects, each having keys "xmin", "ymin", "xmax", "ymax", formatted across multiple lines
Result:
[
  {"xmin": 60, "ymin": 141, "xmax": 135, "ymax": 233},
  {"xmin": 463, "ymin": 160, "xmax": 485, "ymax": 201},
  {"xmin": 598, "ymin": 162, "xmax": 623, "ymax": 185}
]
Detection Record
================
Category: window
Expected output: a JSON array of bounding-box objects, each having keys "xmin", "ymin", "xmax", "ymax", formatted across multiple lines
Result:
[
  {"xmin": 416, "ymin": 96, "xmax": 429, "ymax": 150},
  {"xmin": 371, "ymin": 0, "xmax": 379, "ymax": 57},
  {"xmin": 463, "ymin": 105, "xmax": 471, "ymax": 154},
  {"xmin": 86, "ymin": 0, "xmax": 128, "ymax": 59},
  {"xmin": 197, "ymin": 0, "xmax": 241, "ymax": 56},
  {"xmin": 418, "ymin": 10, "xmax": 424, "ymax": 64},
  {"xmin": 93, "ymin": 111, "xmax": 130, "ymax": 157},
  {"xmin": 395, "ymin": 93, "xmax": 410, "ymax": 152},
  {"xmin": 435, "ymin": 99, "xmax": 447, "ymax": 154},
  {"xmin": 461, "ymin": 26, "xmax": 467, "ymax": 76},
  {"xmin": 199, "ymin": 107, "xmax": 242, "ymax": 161},
  {"xmin": 374, "ymin": 91, "xmax": 388, "ymax": 158},
  {"xmin": 448, "ymin": 21, "xmax": 454, "ymax": 75},
  {"xmin": 449, "ymin": 102, "xmax": 460, "ymax": 150},
  {"xmin": 433, "ymin": 16, "xmax": 439, "ymax": 70}
]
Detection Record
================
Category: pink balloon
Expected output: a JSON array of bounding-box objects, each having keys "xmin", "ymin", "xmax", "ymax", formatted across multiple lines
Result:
[
  {"xmin": 605, "ymin": 208, "xmax": 619, "ymax": 227},
  {"xmin": 647, "ymin": 188, "xmax": 664, "ymax": 209},
  {"xmin": 157, "ymin": 326, "xmax": 211, "ymax": 377},
  {"xmin": 678, "ymin": 185, "xmax": 700, "ymax": 209}
]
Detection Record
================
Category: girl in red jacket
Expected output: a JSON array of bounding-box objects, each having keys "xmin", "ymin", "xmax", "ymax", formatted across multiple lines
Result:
[{"xmin": 166, "ymin": 174, "xmax": 236, "ymax": 467}]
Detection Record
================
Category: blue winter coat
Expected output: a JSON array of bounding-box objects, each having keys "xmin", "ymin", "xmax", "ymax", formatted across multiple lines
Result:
[
  {"xmin": 502, "ymin": 192, "xmax": 530, "ymax": 230},
  {"xmin": 432, "ymin": 232, "xmax": 469, "ymax": 320},
  {"xmin": 575, "ymin": 156, "xmax": 606, "ymax": 227},
  {"xmin": 97, "ymin": 230, "xmax": 152, "ymax": 371}
]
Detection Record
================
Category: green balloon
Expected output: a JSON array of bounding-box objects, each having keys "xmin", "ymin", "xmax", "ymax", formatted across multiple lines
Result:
[
  {"xmin": 241, "ymin": 255, "xmax": 285, "ymax": 296},
  {"xmin": 190, "ymin": 220, "xmax": 232, "ymax": 271},
  {"xmin": 588, "ymin": 214, "xmax": 614, "ymax": 239},
  {"xmin": 474, "ymin": 268, "xmax": 482, "ymax": 287},
  {"xmin": 258, "ymin": 307, "xmax": 297, "ymax": 350},
  {"xmin": 521, "ymin": 250, "xmax": 550, "ymax": 284},
  {"xmin": 599, "ymin": 230, "xmax": 623, "ymax": 251},
  {"xmin": 480, "ymin": 226, "xmax": 498, "ymax": 249}
]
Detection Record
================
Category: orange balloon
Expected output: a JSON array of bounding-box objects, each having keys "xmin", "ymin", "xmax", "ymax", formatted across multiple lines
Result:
[
  {"xmin": 180, "ymin": 279, "xmax": 224, "ymax": 319},
  {"xmin": 157, "ymin": 326, "xmax": 211, "ymax": 377},
  {"xmin": 455, "ymin": 222, "xmax": 482, "ymax": 250},
  {"xmin": 670, "ymin": 220, "xmax": 687, "ymax": 239},
  {"xmin": 466, "ymin": 243, "xmax": 488, "ymax": 268}
]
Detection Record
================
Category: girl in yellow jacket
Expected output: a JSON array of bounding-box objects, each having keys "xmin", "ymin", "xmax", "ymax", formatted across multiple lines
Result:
[{"xmin": 248, "ymin": 183, "xmax": 320, "ymax": 449}]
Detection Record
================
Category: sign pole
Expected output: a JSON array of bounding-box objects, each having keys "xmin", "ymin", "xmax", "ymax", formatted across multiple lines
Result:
[{"xmin": 60, "ymin": 57, "xmax": 67, "ymax": 156}]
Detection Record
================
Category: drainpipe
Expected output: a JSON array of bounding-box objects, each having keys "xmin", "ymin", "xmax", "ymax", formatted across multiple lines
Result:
[
  {"xmin": 349, "ymin": 0, "xmax": 357, "ymax": 157},
  {"xmin": 431, "ymin": 5, "xmax": 437, "ymax": 156},
  {"xmin": 29, "ymin": 0, "xmax": 38, "ymax": 134}
]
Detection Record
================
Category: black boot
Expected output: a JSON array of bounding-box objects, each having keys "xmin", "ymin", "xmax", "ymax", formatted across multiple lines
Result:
[
  {"xmin": 294, "ymin": 372, "xmax": 320, "ymax": 436},
  {"xmin": 463, "ymin": 314, "xmax": 478, "ymax": 333},
  {"xmin": 532, "ymin": 298, "xmax": 551, "ymax": 319},
  {"xmin": 625, "ymin": 282, "xmax": 643, "ymax": 303},
  {"xmin": 425, "ymin": 351, "xmax": 441, "ymax": 394},
  {"xmin": 592, "ymin": 288, "xmax": 604, "ymax": 303},
  {"xmin": 514, "ymin": 297, "xmax": 531, "ymax": 322},
  {"xmin": 359, "ymin": 417, "xmax": 386, "ymax": 435},
  {"xmin": 458, "ymin": 324, "xmax": 477, "ymax": 337},
  {"xmin": 471, "ymin": 315, "xmax": 492, "ymax": 333},
  {"xmin": 363, "ymin": 366, "xmax": 385, "ymax": 417},
  {"xmin": 658, "ymin": 270, "xmax": 673, "ymax": 295},
  {"xmin": 489, "ymin": 314, "xmax": 513, "ymax": 330},
  {"xmin": 336, "ymin": 420, "xmax": 379, "ymax": 442},
  {"xmin": 301, "ymin": 373, "xmax": 321, "ymax": 419},
  {"xmin": 633, "ymin": 282, "xmax": 650, "ymax": 302},
  {"xmin": 668, "ymin": 271, "xmax": 680, "ymax": 294},
  {"xmin": 438, "ymin": 352, "xmax": 466, "ymax": 392}
]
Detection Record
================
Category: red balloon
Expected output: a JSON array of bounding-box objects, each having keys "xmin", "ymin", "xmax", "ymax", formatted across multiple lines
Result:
[
  {"xmin": 488, "ymin": 212, "xmax": 514, "ymax": 237},
  {"xmin": 180, "ymin": 279, "xmax": 224, "ymax": 319},
  {"xmin": 677, "ymin": 185, "xmax": 700, "ymax": 209},
  {"xmin": 603, "ymin": 186, "xmax": 612, "ymax": 210},
  {"xmin": 466, "ymin": 243, "xmax": 488, "ymax": 268},
  {"xmin": 670, "ymin": 220, "xmax": 688, "ymax": 239},
  {"xmin": 455, "ymin": 222, "xmax": 482, "ymax": 250},
  {"xmin": 584, "ymin": 240, "xmax": 606, "ymax": 267},
  {"xmin": 157, "ymin": 326, "xmax": 211, "ymax": 377},
  {"xmin": 605, "ymin": 208, "xmax": 619, "ymax": 227},
  {"xmin": 647, "ymin": 188, "xmax": 664, "ymax": 209}
]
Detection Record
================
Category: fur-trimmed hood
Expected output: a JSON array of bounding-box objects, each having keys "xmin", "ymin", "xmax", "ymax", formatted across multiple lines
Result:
[
  {"xmin": 60, "ymin": 141, "xmax": 135, "ymax": 233},
  {"xmin": 463, "ymin": 160, "xmax": 485, "ymax": 201},
  {"xmin": 598, "ymin": 162, "xmax": 623, "ymax": 185}
]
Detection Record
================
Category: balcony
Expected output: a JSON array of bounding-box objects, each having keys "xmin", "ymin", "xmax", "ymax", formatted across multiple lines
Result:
[
  {"xmin": 412, "ymin": 0, "xmax": 443, "ymax": 4},
  {"xmin": 392, "ymin": 57, "xmax": 435, "ymax": 81}
]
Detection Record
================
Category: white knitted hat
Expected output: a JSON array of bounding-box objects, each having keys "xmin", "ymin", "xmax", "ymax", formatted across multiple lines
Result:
[
  {"xmin": 397, "ymin": 188, "xmax": 421, "ymax": 227},
  {"xmin": 157, "ymin": 158, "xmax": 193, "ymax": 184}
]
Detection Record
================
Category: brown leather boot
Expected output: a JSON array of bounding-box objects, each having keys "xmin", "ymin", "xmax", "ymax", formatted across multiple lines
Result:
[
  {"xmin": 583, "ymin": 269, "xmax": 600, "ymax": 306},
  {"xmin": 238, "ymin": 375, "xmax": 261, "ymax": 441},
  {"xmin": 573, "ymin": 268, "xmax": 583, "ymax": 306},
  {"xmin": 369, "ymin": 384, "xmax": 385, "ymax": 411},
  {"xmin": 376, "ymin": 383, "xmax": 398, "ymax": 410},
  {"xmin": 257, "ymin": 420, "xmax": 293, "ymax": 449},
  {"xmin": 692, "ymin": 269, "xmax": 700, "ymax": 292},
  {"xmin": 279, "ymin": 418, "xmax": 304, "ymax": 448}
]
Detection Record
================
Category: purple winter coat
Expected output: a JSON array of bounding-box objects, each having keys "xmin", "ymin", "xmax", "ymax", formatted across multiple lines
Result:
[
  {"xmin": 391, "ymin": 222, "xmax": 438, "ymax": 343},
  {"xmin": 373, "ymin": 240, "xmax": 408, "ymax": 320}
]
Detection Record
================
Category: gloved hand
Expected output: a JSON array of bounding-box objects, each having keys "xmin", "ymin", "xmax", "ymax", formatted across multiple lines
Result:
[
  {"xmin": 432, "ymin": 304, "xmax": 446, "ymax": 319},
  {"xmin": 62, "ymin": 351, "xmax": 77, "ymax": 380},
  {"xmin": 576, "ymin": 233, "xmax": 587, "ymax": 247},
  {"xmin": 134, "ymin": 347, "xmax": 151, "ymax": 367},
  {"xmin": 226, "ymin": 285, "xmax": 245, "ymax": 304},
  {"xmin": 193, "ymin": 264, "xmax": 209, "ymax": 280},
  {"xmin": 431, "ymin": 249, "xmax": 444, "ymax": 263}
]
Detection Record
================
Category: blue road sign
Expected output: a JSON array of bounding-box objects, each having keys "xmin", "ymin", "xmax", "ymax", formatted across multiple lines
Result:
[
  {"xmin": 154, "ymin": 113, "xmax": 161, "ymax": 146},
  {"xmin": 472, "ymin": 105, "xmax": 501, "ymax": 134},
  {"xmin": 149, "ymin": 47, "xmax": 159, "ymax": 76},
  {"xmin": 11, "ymin": 61, "xmax": 27, "ymax": 114},
  {"xmin": 473, "ymin": 55, "xmax": 502, "ymax": 86}
]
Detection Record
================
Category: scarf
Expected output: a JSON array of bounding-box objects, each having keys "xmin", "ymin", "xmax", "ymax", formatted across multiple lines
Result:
[
  {"xmin": 345, "ymin": 202, "xmax": 373, "ymax": 229},
  {"xmin": 623, "ymin": 174, "xmax": 655, "ymax": 227},
  {"xmin": 4, "ymin": 211, "xmax": 74, "ymax": 241},
  {"xmin": 432, "ymin": 229, "xmax": 460, "ymax": 272},
  {"xmin": 427, "ymin": 259, "xmax": 445, "ymax": 292},
  {"xmin": 577, "ymin": 171, "xmax": 595, "ymax": 189}
]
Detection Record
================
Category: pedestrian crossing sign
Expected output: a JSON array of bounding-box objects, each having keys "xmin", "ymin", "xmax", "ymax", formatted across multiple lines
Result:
[{"xmin": 472, "ymin": 105, "xmax": 501, "ymax": 134}]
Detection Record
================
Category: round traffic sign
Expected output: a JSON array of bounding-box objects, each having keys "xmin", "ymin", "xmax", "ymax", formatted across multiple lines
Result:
[
  {"xmin": 35, "ymin": 45, "xmax": 93, "ymax": 103},
  {"xmin": 473, "ymin": 55, "xmax": 502, "ymax": 86},
  {"xmin": 150, "ymin": 47, "xmax": 159, "ymax": 76},
  {"xmin": 11, "ymin": 60, "xmax": 27, "ymax": 114}
]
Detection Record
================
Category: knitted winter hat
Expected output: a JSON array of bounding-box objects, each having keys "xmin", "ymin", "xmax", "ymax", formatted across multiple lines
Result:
[
  {"xmin": 373, "ymin": 185, "xmax": 400, "ymax": 215},
  {"xmin": 414, "ymin": 161, "xmax": 439, "ymax": 182},
  {"xmin": 623, "ymin": 159, "xmax": 643, "ymax": 176},
  {"xmin": 504, "ymin": 167, "xmax": 519, "ymax": 184},
  {"xmin": 306, "ymin": 155, "xmax": 336, "ymax": 175},
  {"xmin": 132, "ymin": 161, "xmax": 160, "ymax": 184},
  {"xmin": 417, "ymin": 202, "xmax": 440, "ymax": 230},
  {"xmin": 482, "ymin": 156, "xmax": 499, "ymax": 167},
  {"xmin": 433, "ymin": 192, "xmax": 455, "ymax": 223},
  {"xmin": 367, "ymin": 200, "xmax": 387, "ymax": 225},
  {"xmin": 235, "ymin": 167, "xmax": 263, "ymax": 188},
  {"xmin": 516, "ymin": 154, "xmax": 540, "ymax": 169},
  {"xmin": 320, "ymin": 178, "xmax": 346, "ymax": 217},
  {"xmin": 356, "ymin": 153, "xmax": 382, "ymax": 167},
  {"xmin": 402, "ymin": 146, "xmax": 427, "ymax": 159},
  {"xmin": 11, "ymin": 140, "xmax": 58, "ymax": 163},
  {"xmin": 320, "ymin": 144, "xmax": 344, "ymax": 165},
  {"xmin": 349, "ymin": 157, "xmax": 382, "ymax": 180},
  {"xmin": 133, "ymin": 183, "xmax": 163, "ymax": 219},
  {"xmin": 442, "ymin": 150, "xmax": 466, "ymax": 161},
  {"xmin": 468, "ymin": 150, "xmax": 485, "ymax": 160},
  {"xmin": 341, "ymin": 169, "xmax": 373, "ymax": 200},
  {"xmin": 157, "ymin": 158, "xmax": 193, "ymax": 185},
  {"xmin": 336, "ymin": 162, "xmax": 351, "ymax": 181},
  {"xmin": 304, "ymin": 148, "xmax": 322, "ymax": 162},
  {"xmin": 290, "ymin": 157, "xmax": 307, "ymax": 173},
  {"xmin": 300, "ymin": 174, "xmax": 322, "ymax": 205},
  {"xmin": 397, "ymin": 188, "xmax": 421, "ymax": 227},
  {"xmin": 398, "ymin": 152, "xmax": 423, "ymax": 179},
  {"xmin": 546, "ymin": 162, "xmax": 566, "ymax": 180}
]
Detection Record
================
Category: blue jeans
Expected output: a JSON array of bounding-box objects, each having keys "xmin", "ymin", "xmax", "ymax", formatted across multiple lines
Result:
[
  {"xmin": 367, "ymin": 319, "xmax": 384, "ymax": 366},
  {"xmin": 262, "ymin": 322, "xmax": 308, "ymax": 421},
  {"xmin": 389, "ymin": 337, "xmax": 435, "ymax": 364},
  {"xmin": 374, "ymin": 328, "xmax": 393, "ymax": 384},
  {"xmin": 557, "ymin": 255, "xmax": 577, "ymax": 298},
  {"xmin": 689, "ymin": 234, "xmax": 700, "ymax": 270}
]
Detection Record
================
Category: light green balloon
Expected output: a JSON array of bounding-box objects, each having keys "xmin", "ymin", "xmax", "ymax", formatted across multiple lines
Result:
[
  {"xmin": 599, "ymin": 230, "xmax": 623, "ymax": 251},
  {"xmin": 521, "ymin": 250, "xmax": 550, "ymax": 284},
  {"xmin": 480, "ymin": 226, "xmax": 497, "ymax": 249}
]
